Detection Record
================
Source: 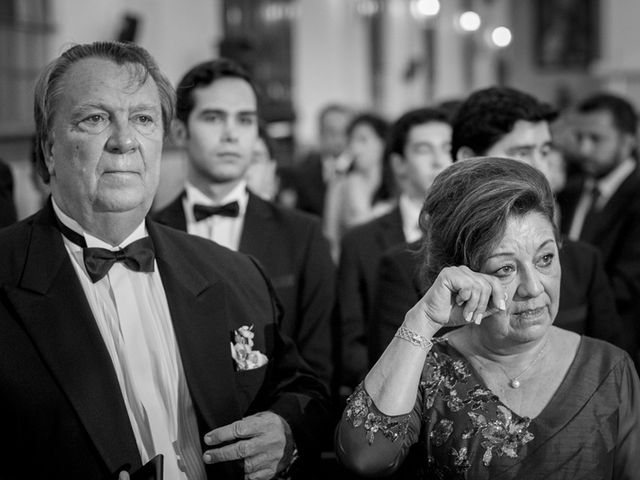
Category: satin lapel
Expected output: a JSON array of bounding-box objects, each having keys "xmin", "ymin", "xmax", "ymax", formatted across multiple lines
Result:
[
  {"xmin": 238, "ymin": 193, "xmax": 273, "ymax": 260},
  {"xmin": 153, "ymin": 192, "xmax": 188, "ymax": 231},
  {"xmin": 3, "ymin": 205, "xmax": 139, "ymax": 472},
  {"xmin": 149, "ymin": 222, "xmax": 241, "ymax": 430}
]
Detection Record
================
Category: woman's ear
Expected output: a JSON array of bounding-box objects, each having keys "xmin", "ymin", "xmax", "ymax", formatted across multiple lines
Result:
[{"xmin": 456, "ymin": 146, "xmax": 477, "ymax": 161}]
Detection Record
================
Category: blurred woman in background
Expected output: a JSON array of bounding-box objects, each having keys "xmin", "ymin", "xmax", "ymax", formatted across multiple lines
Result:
[{"xmin": 324, "ymin": 112, "xmax": 393, "ymax": 259}]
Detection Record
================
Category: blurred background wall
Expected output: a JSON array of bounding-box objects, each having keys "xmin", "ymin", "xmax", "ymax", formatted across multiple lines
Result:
[{"xmin": 1, "ymin": 0, "xmax": 637, "ymax": 218}]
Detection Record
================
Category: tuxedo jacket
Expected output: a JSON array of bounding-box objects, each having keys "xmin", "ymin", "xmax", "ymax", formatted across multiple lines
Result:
[
  {"xmin": 153, "ymin": 191, "xmax": 335, "ymax": 388},
  {"xmin": 558, "ymin": 164, "xmax": 640, "ymax": 353},
  {"xmin": 337, "ymin": 207, "xmax": 404, "ymax": 389},
  {"xmin": 0, "ymin": 203, "xmax": 329, "ymax": 479},
  {"xmin": 369, "ymin": 238, "xmax": 630, "ymax": 363},
  {"xmin": 0, "ymin": 159, "xmax": 17, "ymax": 228}
]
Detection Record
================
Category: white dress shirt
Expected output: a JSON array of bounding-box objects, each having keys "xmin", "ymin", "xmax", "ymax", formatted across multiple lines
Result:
[
  {"xmin": 52, "ymin": 200, "xmax": 205, "ymax": 480},
  {"xmin": 398, "ymin": 194, "xmax": 423, "ymax": 243},
  {"xmin": 568, "ymin": 158, "xmax": 636, "ymax": 240},
  {"xmin": 183, "ymin": 181, "xmax": 249, "ymax": 251}
]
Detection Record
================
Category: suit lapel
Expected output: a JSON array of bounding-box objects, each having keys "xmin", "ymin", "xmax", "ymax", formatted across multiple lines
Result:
[
  {"xmin": 557, "ymin": 177, "xmax": 584, "ymax": 235},
  {"xmin": 239, "ymin": 193, "xmax": 272, "ymax": 259},
  {"xmin": 153, "ymin": 192, "xmax": 187, "ymax": 231},
  {"xmin": 149, "ymin": 222, "xmax": 241, "ymax": 431},
  {"xmin": 376, "ymin": 207, "xmax": 405, "ymax": 249},
  {"xmin": 584, "ymin": 166, "xmax": 640, "ymax": 243},
  {"xmin": 3, "ymin": 205, "xmax": 139, "ymax": 472}
]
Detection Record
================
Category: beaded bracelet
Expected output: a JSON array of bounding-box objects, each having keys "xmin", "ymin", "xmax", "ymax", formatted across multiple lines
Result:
[{"xmin": 394, "ymin": 325, "xmax": 433, "ymax": 351}]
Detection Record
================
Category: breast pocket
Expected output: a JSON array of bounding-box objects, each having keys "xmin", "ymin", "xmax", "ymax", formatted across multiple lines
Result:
[{"xmin": 235, "ymin": 363, "xmax": 269, "ymax": 409}]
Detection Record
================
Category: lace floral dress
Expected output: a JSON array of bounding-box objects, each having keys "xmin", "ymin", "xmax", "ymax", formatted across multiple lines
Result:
[{"xmin": 336, "ymin": 336, "xmax": 640, "ymax": 479}]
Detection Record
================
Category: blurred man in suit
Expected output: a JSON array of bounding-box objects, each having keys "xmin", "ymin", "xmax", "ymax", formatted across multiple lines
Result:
[
  {"xmin": 371, "ymin": 87, "xmax": 628, "ymax": 363},
  {"xmin": 0, "ymin": 159, "xmax": 17, "ymax": 227},
  {"xmin": 337, "ymin": 107, "xmax": 452, "ymax": 394},
  {"xmin": 559, "ymin": 92, "xmax": 640, "ymax": 365},
  {"xmin": 278, "ymin": 103, "xmax": 352, "ymax": 216},
  {"xmin": 0, "ymin": 41, "xmax": 328, "ymax": 479},
  {"xmin": 154, "ymin": 59, "xmax": 335, "ymax": 392}
]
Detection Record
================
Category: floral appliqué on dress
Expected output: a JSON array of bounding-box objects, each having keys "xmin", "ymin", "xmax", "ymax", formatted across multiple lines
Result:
[
  {"xmin": 344, "ymin": 339, "xmax": 535, "ymax": 474},
  {"xmin": 345, "ymin": 384, "xmax": 410, "ymax": 445}
]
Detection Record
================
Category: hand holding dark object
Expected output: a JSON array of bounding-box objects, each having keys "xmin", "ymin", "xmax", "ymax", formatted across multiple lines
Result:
[{"xmin": 203, "ymin": 411, "xmax": 295, "ymax": 480}]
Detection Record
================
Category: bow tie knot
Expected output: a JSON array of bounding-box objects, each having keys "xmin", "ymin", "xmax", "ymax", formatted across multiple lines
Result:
[
  {"xmin": 56, "ymin": 218, "xmax": 156, "ymax": 283},
  {"xmin": 83, "ymin": 238, "xmax": 156, "ymax": 283},
  {"xmin": 193, "ymin": 201, "xmax": 240, "ymax": 221}
]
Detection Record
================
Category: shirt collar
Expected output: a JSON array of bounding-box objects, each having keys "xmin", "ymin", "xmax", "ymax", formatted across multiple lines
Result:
[
  {"xmin": 52, "ymin": 197, "xmax": 148, "ymax": 250},
  {"xmin": 592, "ymin": 158, "xmax": 636, "ymax": 202},
  {"xmin": 398, "ymin": 194, "xmax": 423, "ymax": 243},
  {"xmin": 184, "ymin": 180, "xmax": 249, "ymax": 216}
]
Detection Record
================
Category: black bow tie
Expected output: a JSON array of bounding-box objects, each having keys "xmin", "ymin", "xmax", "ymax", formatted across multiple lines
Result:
[
  {"xmin": 56, "ymin": 218, "xmax": 155, "ymax": 283},
  {"xmin": 193, "ymin": 201, "xmax": 240, "ymax": 221}
]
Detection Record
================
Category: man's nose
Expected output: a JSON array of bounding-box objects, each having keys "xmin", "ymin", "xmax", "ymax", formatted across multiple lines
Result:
[
  {"xmin": 105, "ymin": 121, "xmax": 139, "ymax": 154},
  {"xmin": 529, "ymin": 150, "xmax": 546, "ymax": 172},
  {"xmin": 576, "ymin": 136, "xmax": 593, "ymax": 156},
  {"xmin": 221, "ymin": 119, "xmax": 239, "ymax": 142},
  {"xmin": 434, "ymin": 149, "xmax": 451, "ymax": 168}
]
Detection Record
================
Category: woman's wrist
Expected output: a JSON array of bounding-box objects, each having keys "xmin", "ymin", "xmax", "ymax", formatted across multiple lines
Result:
[{"xmin": 403, "ymin": 307, "xmax": 441, "ymax": 339}]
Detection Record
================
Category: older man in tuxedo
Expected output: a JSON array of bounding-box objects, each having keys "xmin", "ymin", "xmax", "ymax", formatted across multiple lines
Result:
[{"xmin": 0, "ymin": 41, "xmax": 328, "ymax": 480}]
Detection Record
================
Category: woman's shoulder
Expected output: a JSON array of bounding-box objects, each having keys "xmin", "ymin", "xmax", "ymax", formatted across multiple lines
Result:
[
  {"xmin": 575, "ymin": 334, "xmax": 629, "ymax": 364},
  {"xmin": 566, "ymin": 332, "xmax": 634, "ymax": 386}
]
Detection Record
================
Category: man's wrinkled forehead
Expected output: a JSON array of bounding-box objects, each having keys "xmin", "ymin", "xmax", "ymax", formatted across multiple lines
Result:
[{"xmin": 60, "ymin": 58, "xmax": 153, "ymax": 93}]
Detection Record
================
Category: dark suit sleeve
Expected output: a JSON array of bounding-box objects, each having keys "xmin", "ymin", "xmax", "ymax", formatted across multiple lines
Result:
[
  {"xmin": 246, "ymin": 257, "xmax": 331, "ymax": 460},
  {"xmin": 295, "ymin": 220, "xmax": 335, "ymax": 388},
  {"xmin": 369, "ymin": 246, "xmax": 420, "ymax": 365},
  {"xmin": 608, "ymin": 206, "xmax": 640, "ymax": 343},
  {"xmin": 0, "ymin": 160, "xmax": 17, "ymax": 228},
  {"xmin": 337, "ymin": 233, "xmax": 369, "ymax": 391},
  {"xmin": 582, "ymin": 246, "xmax": 635, "ymax": 354}
]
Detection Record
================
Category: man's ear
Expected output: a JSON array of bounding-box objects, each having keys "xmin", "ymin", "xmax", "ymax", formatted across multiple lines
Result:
[
  {"xmin": 456, "ymin": 146, "xmax": 477, "ymax": 162},
  {"xmin": 42, "ymin": 138, "xmax": 55, "ymax": 177},
  {"xmin": 621, "ymin": 132, "xmax": 637, "ymax": 160},
  {"xmin": 171, "ymin": 119, "xmax": 188, "ymax": 147}
]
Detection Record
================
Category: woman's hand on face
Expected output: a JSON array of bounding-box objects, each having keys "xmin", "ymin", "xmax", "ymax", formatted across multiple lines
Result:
[{"xmin": 408, "ymin": 266, "xmax": 507, "ymax": 329}]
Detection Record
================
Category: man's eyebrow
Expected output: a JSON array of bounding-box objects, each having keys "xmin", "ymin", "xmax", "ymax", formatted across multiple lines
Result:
[{"xmin": 505, "ymin": 144, "xmax": 535, "ymax": 151}]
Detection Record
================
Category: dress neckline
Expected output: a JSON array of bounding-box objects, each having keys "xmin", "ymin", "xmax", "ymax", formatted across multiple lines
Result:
[{"xmin": 435, "ymin": 335, "xmax": 585, "ymax": 423}]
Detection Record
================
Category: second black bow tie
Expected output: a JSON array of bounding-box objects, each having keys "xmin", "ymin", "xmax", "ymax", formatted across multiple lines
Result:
[{"xmin": 193, "ymin": 201, "xmax": 240, "ymax": 221}]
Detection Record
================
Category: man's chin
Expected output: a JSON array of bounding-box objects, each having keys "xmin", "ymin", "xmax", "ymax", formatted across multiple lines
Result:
[{"xmin": 94, "ymin": 192, "xmax": 152, "ymax": 215}]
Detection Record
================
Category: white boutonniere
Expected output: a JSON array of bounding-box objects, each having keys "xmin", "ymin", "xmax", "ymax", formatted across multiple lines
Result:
[{"xmin": 230, "ymin": 325, "xmax": 269, "ymax": 371}]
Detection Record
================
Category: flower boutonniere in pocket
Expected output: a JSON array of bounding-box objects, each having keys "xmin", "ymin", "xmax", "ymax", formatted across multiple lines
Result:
[{"xmin": 230, "ymin": 325, "xmax": 269, "ymax": 371}]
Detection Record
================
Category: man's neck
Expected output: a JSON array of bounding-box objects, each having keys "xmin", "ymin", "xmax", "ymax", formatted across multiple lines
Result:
[
  {"xmin": 53, "ymin": 196, "xmax": 147, "ymax": 247},
  {"xmin": 187, "ymin": 172, "xmax": 243, "ymax": 203}
]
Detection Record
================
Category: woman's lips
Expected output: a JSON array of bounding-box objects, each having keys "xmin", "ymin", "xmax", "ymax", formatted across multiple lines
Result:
[{"xmin": 511, "ymin": 306, "xmax": 546, "ymax": 320}]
